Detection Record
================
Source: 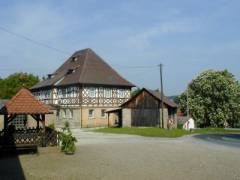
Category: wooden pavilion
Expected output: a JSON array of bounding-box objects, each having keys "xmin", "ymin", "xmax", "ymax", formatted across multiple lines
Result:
[{"xmin": 0, "ymin": 87, "xmax": 56, "ymax": 147}]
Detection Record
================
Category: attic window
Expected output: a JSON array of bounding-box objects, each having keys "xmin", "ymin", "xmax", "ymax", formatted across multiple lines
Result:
[
  {"xmin": 48, "ymin": 74, "xmax": 55, "ymax": 79},
  {"xmin": 67, "ymin": 69, "xmax": 75, "ymax": 74},
  {"xmin": 71, "ymin": 57, "xmax": 77, "ymax": 62}
]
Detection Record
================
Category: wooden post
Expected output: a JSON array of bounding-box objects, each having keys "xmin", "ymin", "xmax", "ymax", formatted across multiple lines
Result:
[
  {"xmin": 4, "ymin": 114, "xmax": 8, "ymax": 130},
  {"xmin": 107, "ymin": 113, "xmax": 110, "ymax": 128},
  {"xmin": 42, "ymin": 114, "xmax": 46, "ymax": 147},
  {"xmin": 159, "ymin": 64, "xmax": 164, "ymax": 128},
  {"xmin": 37, "ymin": 118, "xmax": 40, "ymax": 129}
]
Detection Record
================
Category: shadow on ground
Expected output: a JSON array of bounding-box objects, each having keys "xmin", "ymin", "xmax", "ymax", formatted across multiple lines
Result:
[
  {"xmin": 0, "ymin": 147, "xmax": 38, "ymax": 180},
  {"xmin": 194, "ymin": 134, "xmax": 240, "ymax": 148},
  {"xmin": 0, "ymin": 129, "xmax": 38, "ymax": 180}
]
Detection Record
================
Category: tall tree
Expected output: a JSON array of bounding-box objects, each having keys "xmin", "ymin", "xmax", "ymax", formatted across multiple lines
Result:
[
  {"xmin": 179, "ymin": 70, "xmax": 240, "ymax": 128},
  {"xmin": 0, "ymin": 72, "xmax": 39, "ymax": 99}
]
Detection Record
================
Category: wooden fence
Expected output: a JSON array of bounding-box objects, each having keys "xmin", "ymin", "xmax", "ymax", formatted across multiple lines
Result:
[{"xmin": 0, "ymin": 127, "xmax": 58, "ymax": 147}]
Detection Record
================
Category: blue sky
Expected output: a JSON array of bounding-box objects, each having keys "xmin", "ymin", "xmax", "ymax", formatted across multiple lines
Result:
[{"xmin": 0, "ymin": 0, "xmax": 240, "ymax": 95}]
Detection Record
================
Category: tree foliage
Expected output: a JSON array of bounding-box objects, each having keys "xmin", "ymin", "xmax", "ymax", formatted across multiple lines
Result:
[
  {"xmin": 179, "ymin": 70, "xmax": 240, "ymax": 128},
  {"xmin": 131, "ymin": 87, "xmax": 141, "ymax": 97},
  {"xmin": 0, "ymin": 72, "xmax": 39, "ymax": 99}
]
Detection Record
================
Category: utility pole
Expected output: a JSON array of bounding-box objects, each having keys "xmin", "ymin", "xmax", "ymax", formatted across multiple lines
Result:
[
  {"xmin": 159, "ymin": 64, "xmax": 164, "ymax": 128},
  {"xmin": 187, "ymin": 84, "xmax": 190, "ymax": 119}
]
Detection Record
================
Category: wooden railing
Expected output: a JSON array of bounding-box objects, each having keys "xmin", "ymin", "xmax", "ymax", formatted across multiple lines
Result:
[{"xmin": 0, "ymin": 127, "xmax": 58, "ymax": 147}]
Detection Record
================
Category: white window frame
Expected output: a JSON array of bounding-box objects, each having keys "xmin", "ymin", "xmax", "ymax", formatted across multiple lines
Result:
[
  {"xmin": 62, "ymin": 89, "xmax": 67, "ymax": 98},
  {"xmin": 101, "ymin": 109, "xmax": 107, "ymax": 118},
  {"xmin": 104, "ymin": 89, "xmax": 111, "ymax": 98},
  {"xmin": 66, "ymin": 109, "xmax": 73, "ymax": 118},
  {"xmin": 61, "ymin": 109, "xmax": 66, "ymax": 118},
  {"xmin": 89, "ymin": 88, "xmax": 96, "ymax": 97},
  {"xmin": 88, "ymin": 109, "xmax": 95, "ymax": 118},
  {"xmin": 118, "ymin": 89, "xmax": 125, "ymax": 98}
]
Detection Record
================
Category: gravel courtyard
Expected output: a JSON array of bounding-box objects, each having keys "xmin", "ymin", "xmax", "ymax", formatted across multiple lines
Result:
[{"xmin": 1, "ymin": 129, "xmax": 240, "ymax": 180}]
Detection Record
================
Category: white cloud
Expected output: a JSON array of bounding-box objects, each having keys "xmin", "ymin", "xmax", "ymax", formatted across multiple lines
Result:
[{"xmin": 126, "ymin": 19, "xmax": 203, "ymax": 49}]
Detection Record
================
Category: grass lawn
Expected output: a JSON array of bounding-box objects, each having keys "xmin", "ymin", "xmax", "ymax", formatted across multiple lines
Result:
[{"xmin": 94, "ymin": 127, "xmax": 240, "ymax": 138}]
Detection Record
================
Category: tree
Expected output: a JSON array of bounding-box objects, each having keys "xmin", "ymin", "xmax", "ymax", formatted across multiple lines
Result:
[
  {"xmin": 0, "ymin": 72, "xmax": 39, "ymax": 99},
  {"xmin": 131, "ymin": 87, "xmax": 141, "ymax": 97},
  {"xmin": 179, "ymin": 69, "xmax": 240, "ymax": 128}
]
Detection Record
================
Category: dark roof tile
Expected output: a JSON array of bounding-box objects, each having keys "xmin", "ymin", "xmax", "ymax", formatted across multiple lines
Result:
[{"xmin": 32, "ymin": 48, "xmax": 134, "ymax": 89}]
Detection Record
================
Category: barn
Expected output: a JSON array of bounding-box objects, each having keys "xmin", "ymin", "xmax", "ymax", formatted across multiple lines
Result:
[{"xmin": 113, "ymin": 88, "xmax": 178, "ymax": 128}]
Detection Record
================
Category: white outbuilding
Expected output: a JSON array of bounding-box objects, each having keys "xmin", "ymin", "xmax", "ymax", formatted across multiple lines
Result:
[{"xmin": 183, "ymin": 117, "xmax": 195, "ymax": 130}]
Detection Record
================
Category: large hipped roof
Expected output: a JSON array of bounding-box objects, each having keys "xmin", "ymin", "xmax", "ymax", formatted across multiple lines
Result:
[{"xmin": 32, "ymin": 48, "xmax": 134, "ymax": 90}]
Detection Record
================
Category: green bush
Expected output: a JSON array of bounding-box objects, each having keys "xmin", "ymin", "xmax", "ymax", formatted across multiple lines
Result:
[
  {"xmin": 58, "ymin": 121, "xmax": 77, "ymax": 154},
  {"xmin": 48, "ymin": 123, "xmax": 55, "ymax": 130},
  {"xmin": 177, "ymin": 123, "xmax": 183, "ymax": 129}
]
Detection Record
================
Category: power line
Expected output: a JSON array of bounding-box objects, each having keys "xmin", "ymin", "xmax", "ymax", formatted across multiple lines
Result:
[
  {"xmin": 111, "ymin": 64, "xmax": 158, "ymax": 69},
  {"xmin": 0, "ymin": 25, "xmax": 70, "ymax": 55},
  {"xmin": 115, "ymin": 66, "xmax": 157, "ymax": 69}
]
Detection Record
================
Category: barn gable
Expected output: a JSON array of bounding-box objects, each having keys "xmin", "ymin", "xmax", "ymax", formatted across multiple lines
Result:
[
  {"xmin": 121, "ymin": 88, "xmax": 178, "ymax": 109},
  {"xmin": 120, "ymin": 88, "xmax": 178, "ymax": 128}
]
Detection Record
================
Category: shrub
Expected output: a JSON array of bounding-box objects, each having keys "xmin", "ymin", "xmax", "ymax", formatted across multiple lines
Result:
[
  {"xmin": 48, "ymin": 123, "xmax": 55, "ymax": 130},
  {"xmin": 58, "ymin": 121, "xmax": 77, "ymax": 154}
]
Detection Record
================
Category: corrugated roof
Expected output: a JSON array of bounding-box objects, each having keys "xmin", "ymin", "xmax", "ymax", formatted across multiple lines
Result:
[
  {"xmin": 32, "ymin": 48, "xmax": 134, "ymax": 90},
  {"xmin": 0, "ymin": 87, "xmax": 52, "ymax": 114}
]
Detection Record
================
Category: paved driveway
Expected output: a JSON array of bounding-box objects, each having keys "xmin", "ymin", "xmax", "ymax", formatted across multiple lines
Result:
[{"xmin": 1, "ymin": 129, "xmax": 240, "ymax": 180}]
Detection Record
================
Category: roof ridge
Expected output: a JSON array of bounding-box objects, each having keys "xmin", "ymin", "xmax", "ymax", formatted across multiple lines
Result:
[{"xmin": 78, "ymin": 48, "xmax": 90, "ymax": 84}]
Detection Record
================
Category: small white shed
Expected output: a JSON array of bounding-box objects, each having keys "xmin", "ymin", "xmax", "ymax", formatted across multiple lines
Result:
[{"xmin": 183, "ymin": 118, "xmax": 195, "ymax": 130}]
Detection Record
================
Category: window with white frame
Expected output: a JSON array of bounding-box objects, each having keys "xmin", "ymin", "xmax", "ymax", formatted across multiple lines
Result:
[
  {"xmin": 88, "ymin": 109, "xmax": 94, "ymax": 118},
  {"xmin": 60, "ymin": 109, "xmax": 66, "ymax": 118},
  {"xmin": 104, "ymin": 89, "xmax": 111, "ymax": 98},
  {"xmin": 89, "ymin": 88, "xmax": 96, "ymax": 97},
  {"xmin": 62, "ymin": 89, "xmax": 67, "ymax": 98},
  {"xmin": 57, "ymin": 89, "xmax": 62, "ymax": 98},
  {"xmin": 101, "ymin": 109, "xmax": 106, "ymax": 118},
  {"xmin": 118, "ymin": 89, "xmax": 125, "ymax": 98},
  {"xmin": 66, "ymin": 109, "xmax": 73, "ymax": 118},
  {"xmin": 71, "ymin": 87, "xmax": 78, "ymax": 97}
]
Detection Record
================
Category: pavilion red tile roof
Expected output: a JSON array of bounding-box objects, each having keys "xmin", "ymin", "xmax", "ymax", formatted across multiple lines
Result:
[{"xmin": 0, "ymin": 87, "xmax": 52, "ymax": 115}]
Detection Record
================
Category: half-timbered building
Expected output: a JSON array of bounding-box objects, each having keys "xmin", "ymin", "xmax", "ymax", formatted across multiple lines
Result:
[{"xmin": 31, "ymin": 48, "xmax": 134, "ymax": 128}]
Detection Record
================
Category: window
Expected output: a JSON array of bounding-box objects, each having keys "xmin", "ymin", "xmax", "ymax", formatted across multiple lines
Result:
[
  {"xmin": 104, "ymin": 89, "xmax": 111, "ymax": 98},
  {"xmin": 11, "ymin": 115, "xmax": 27, "ymax": 129},
  {"xmin": 66, "ymin": 109, "xmax": 73, "ymax": 118},
  {"xmin": 88, "ymin": 109, "xmax": 94, "ymax": 118},
  {"xmin": 101, "ymin": 109, "xmax": 106, "ymax": 118},
  {"xmin": 118, "ymin": 89, "xmax": 125, "ymax": 98},
  {"xmin": 62, "ymin": 89, "xmax": 67, "ymax": 98},
  {"xmin": 60, "ymin": 109, "xmax": 66, "ymax": 118},
  {"xmin": 89, "ymin": 88, "xmax": 95, "ymax": 97},
  {"xmin": 71, "ymin": 57, "xmax": 77, "ymax": 62}
]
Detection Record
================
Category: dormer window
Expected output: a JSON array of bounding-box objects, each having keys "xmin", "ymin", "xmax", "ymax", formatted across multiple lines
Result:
[
  {"xmin": 71, "ymin": 57, "xmax": 77, "ymax": 62},
  {"xmin": 67, "ymin": 69, "xmax": 75, "ymax": 74},
  {"xmin": 48, "ymin": 74, "xmax": 55, "ymax": 79}
]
